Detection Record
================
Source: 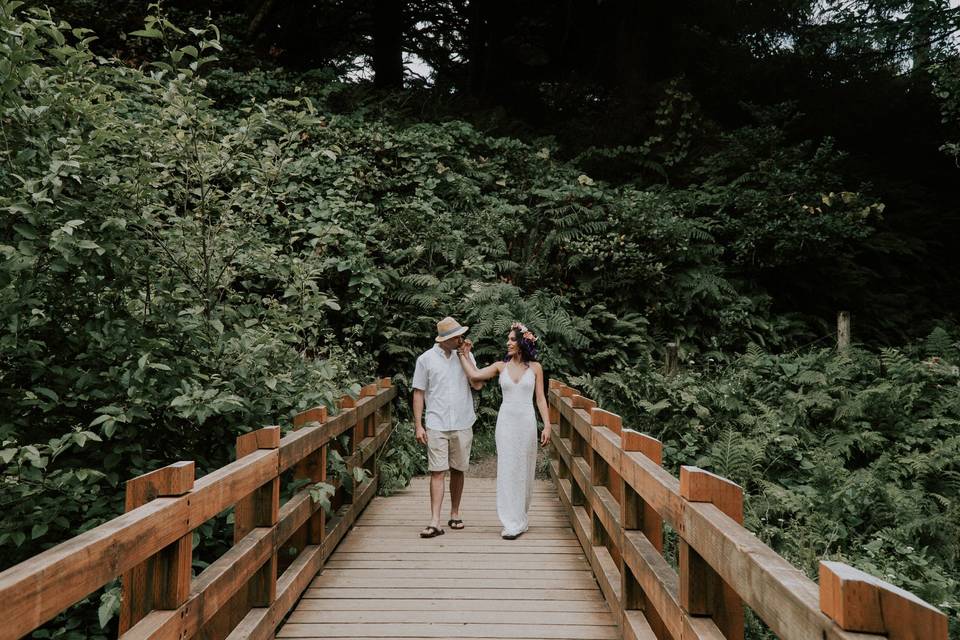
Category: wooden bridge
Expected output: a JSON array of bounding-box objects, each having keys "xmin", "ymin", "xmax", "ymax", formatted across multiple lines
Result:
[{"xmin": 0, "ymin": 377, "xmax": 949, "ymax": 640}]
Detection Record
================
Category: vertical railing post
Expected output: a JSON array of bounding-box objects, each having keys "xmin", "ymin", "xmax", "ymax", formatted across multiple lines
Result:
[
  {"xmin": 679, "ymin": 466, "xmax": 745, "ymax": 640},
  {"xmin": 548, "ymin": 380, "xmax": 569, "ymax": 480},
  {"xmin": 558, "ymin": 385, "xmax": 586, "ymax": 507},
  {"xmin": 293, "ymin": 407, "xmax": 329, "ymax": 544},
  {"xmin": 360, "ymin": 383, "xmax": 379, "ymax": 438},
  {"xmin": 591, "ymin": 407, "xmax": 622, "ymax": 504},
  {"xmin": 338, "ymin": 394, "xmax": 358, "ymax": 507},
  {"xmin": 620, "ymin": 429, "xmax": 668, "ymax": 639},
  {"xmin": 118, "ymin": 461, "xmax": 195, "ymax": 634},
  {"xmin": 235, "ymin": 426, "xmax": 281, "ymax": 608}
]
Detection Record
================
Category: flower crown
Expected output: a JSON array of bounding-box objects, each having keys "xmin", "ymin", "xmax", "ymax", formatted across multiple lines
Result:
[{"xmin": 511, "ymin": 322, "xmax": 538, "ymax": 343}]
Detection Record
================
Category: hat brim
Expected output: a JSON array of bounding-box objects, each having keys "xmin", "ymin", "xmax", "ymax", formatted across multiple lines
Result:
[{"xmin": 435, "ymin": 325, "xmax": 469, "ymax": 342}]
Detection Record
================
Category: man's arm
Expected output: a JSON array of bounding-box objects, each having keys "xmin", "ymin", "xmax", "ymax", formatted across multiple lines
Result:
[{"xmin": 413, "ymin": 388, "xmax": 427, "ymax": 444}]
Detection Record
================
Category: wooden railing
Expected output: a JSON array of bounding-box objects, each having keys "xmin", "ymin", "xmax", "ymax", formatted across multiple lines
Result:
[
  {"xmin": 0, "ymin": 377, "xmax": 396, "ymax": 640},
  {"xmin": 547, "ymin": 380, "xmax": 949, "ymax": 640}
]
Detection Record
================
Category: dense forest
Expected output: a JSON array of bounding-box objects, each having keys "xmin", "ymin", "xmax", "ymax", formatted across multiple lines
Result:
[{"xmin": 2, "ymin": 0, "xmax": 960, "ymax": 637}]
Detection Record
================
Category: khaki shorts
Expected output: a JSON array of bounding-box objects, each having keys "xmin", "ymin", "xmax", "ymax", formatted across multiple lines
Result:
[{"xmin": 426, "ymin": 428, "xmax": 473, "ymax": 472}]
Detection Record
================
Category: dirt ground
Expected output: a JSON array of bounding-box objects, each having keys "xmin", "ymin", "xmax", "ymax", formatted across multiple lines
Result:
[{"xmin": 467, "ymin": 447, "xmax": 550, "ymax": 479}]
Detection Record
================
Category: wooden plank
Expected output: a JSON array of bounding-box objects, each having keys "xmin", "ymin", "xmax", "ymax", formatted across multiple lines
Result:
[
  {"xmin": 0, "ymin": 497, "xmax": 190, "ymax": 640},
  {"xmin": 279, "ymin": 411, "xmax": 351, "ymax": 472},
  {"xmin": 325, "ymin": 558, "xmax": 589, "ymax": 570},
  {"xmin": 819, "ymin": 561, "xmax": 948, "ymax": 639},
  {"xmin": 286, "ymin": 610, "xmax": 616, "ymax": 625},
  {"xmin": 622, "ymin": 610, "xmax": 659, "ymax": 640},
  {"xmin": 681, "ymin": 501, "xmax": 877, "ymax": 640},
  {"xmin": 591, "ymin": 407, "xmax": 622, "ymax": 436},
  {"xmin": 318, "ymin": 568, "xmax": 597, "ymax": 580},
  {"xmin": 122, "ymin": 526, "xmax": 275, "ymax": 640},
  {"xmin": 295, "ymin": 599, "xmax": 610, "ymax": 612},
  {"xmin": 235, "ymin": 427, "xmax": 281, "ymax": 609},
  {"xmin": 679, "ymin": 466, "xmax": 744, "ymax": 640},
  {"xmin": 277, "ymin": 623, "xmax": 619, "ymax": 639},
  {"xmin": 620, "ymin": 530, "xmax": 726, "ymax": 640},
  {"xmin": 302, "ymin": 588, "xmax": 605, "ymax": 601},
  {"xmin": 592, "ymin": 544, "xmax": 622, "ymax": 621},
  {"xmin": 347, "ymin": 527, "xmax": 576, "ymax": 538},
  {"xmin": 119, "ymin": 461, "xmax": 195, "ymax": 634},
  {"xmin": 336, "ymin": 542, "xmax": 585, "ymax": 554},
  {"xmin": 308, "ymin": 576, "xmax": 601, "ymax": 589}
]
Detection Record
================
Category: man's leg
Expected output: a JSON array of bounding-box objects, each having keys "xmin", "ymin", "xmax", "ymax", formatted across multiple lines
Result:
[
  {"xmin": 449, "ymin": 468, "xmax": 464, "ymax": 521},
  {"xmin": 422, "ymin": 429, "xmax": 448, "ymax": 536},
  {"xmin": 429, "ymin": 470, "xmax": 445, "ymax": 529},
  {"xmin": 448, "ymin": 428, "xmax": 472, "ymax": 525}
]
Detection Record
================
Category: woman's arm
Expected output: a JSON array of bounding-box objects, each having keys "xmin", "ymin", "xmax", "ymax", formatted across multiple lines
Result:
[
  {"xmin": 456, "ymin": 344, "xmax": 502, "ymax": 382},
  {"xmin": 533, "ymin": 363, "xmax": 552, "ymax": 446}
]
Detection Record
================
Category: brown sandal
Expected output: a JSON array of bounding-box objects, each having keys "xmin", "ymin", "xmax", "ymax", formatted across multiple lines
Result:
[
  {"xmin": 419, "ymin": 525, "xmax": 445, "ymax": 538},
  {"xmin": 448, "ymin": 519, "xmax": 464, "ymax": 530}
]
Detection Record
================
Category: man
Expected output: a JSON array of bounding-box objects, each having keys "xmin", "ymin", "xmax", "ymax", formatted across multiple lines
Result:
[{"xmin": 412, "ymin": 316, "xmax": 483, "ymax": 538}]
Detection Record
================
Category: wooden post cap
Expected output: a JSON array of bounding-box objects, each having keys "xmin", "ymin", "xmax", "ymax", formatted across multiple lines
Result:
[
  {"xmin": 572, "ymin": 395, "xmax": 597, "ymax": 411},
  {"xmin": 558, "ymin": 385, "xmax": 578, "ymax": 398},
  {"xmin": 339, "ymin": 394, "xmax": 357, "ymax": 409},
  {"xmin": 125, "ymin": 461, "xmax": 195, "ymax": 502},
  {"xmin": 679, "ymin": 466, "xmax": 743, "ymax": 524},
  {"xmin": 819, "ymin": 561, "xmax": 948, "ymax": 640},
  {"xmin": 590, "ymin": 407, "xmax": 622, "ymax": 434},
  {"xmin": 378, "ymin": 376, "xmax": 392, "ymax": 388},
  {"xmin": 237, "ymin": 426, "xmax": 281, "ymax": 453},
  {"xmin": 293, "ymin": 406, "xmax": 328, "ymax": 429},
  {"xmin": 549, "ymin": 379, "xmax": 563, "ymax": 390},
  {"xmin": 621, "ymin": 429, "xmax": 662, "ymax": 464},
  {"xmin": 360, "ymin": 383, "xmax": 379, "ymax": 397}
]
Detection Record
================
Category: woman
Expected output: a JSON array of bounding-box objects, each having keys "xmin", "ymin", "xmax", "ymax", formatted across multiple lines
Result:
[{"xmin": 457, "ymin": 322, "xmax": 552, "ymax": 539}]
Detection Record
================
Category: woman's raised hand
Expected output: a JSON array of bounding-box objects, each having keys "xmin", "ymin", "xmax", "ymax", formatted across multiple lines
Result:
[{"xmin": 459, "ymin": 338, "xmax": 473, "ymax": 356}]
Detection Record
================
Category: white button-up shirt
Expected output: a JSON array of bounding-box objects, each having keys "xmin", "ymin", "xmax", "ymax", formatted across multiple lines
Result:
[{"xmin": 412, "ymin": 345, "xmax": 477, "ymax": 431}]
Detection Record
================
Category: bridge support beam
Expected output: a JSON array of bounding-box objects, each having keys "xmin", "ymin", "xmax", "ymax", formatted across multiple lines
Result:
[{"xmin": 679, "ymin": 466, "xmax": 745, "ymax": 640}]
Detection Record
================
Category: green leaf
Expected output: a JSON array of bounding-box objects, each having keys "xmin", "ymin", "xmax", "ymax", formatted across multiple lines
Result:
[
  {"xmin": 98, "ymin": 587, "xmax": 121, "ymax": 628},
  {"xmin": 129, "ymin": 28, "xmax": 163, "ymax": 39},
  {"xmin": 31, "ymin": 523, "xmax": 48, "ymax": 539},
  {"xmin": 13, "ymin": 224, "xmax": 37, "ymax": 240},
  {"xmin": 0, "ymin": 448, "xmax": 16, "ymax": 464}
]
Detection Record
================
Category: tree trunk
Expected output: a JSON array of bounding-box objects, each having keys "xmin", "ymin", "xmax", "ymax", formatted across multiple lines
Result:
[{"xmin": 373, "ymin": 0, "xmax": 404, "ymax": 89}]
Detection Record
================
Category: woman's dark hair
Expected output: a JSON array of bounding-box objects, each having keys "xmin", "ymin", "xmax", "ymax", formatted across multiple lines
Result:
[{"xmin": 503, "ymin": 328, "xmax": 538, "ymax": 363}]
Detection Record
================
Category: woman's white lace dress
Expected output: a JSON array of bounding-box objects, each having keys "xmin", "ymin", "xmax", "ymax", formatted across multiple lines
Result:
[{"xmin": 495, "ymin": 365, "xmax": 538, "ymax": 536}]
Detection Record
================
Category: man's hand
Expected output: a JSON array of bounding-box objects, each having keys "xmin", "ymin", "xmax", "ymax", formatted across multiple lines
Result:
[{"xmin": 415, "ymin": 425, "xmax": 428, "ymax": 445}]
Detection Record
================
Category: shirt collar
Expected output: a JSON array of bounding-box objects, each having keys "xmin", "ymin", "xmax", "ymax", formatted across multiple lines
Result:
[{"xmin": 434, "ymin": 344, "xmax": 455, "ymax": 360}]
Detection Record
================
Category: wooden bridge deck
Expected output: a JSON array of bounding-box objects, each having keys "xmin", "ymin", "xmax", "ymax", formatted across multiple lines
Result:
[{"xmin": 277, "ymin": 476, "xmax": 619, "ymax": 640}]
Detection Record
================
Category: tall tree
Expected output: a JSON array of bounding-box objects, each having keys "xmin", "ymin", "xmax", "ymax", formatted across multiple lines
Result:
[{"xmin": 373, "ymin": 0, "xmax": 405, "ymax": 88}]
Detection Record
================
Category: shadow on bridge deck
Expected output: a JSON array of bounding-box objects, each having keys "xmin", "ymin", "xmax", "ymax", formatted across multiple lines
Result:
[{"xmin": 277, "ymin": 476, "xmax": 620, "ymax": 639}]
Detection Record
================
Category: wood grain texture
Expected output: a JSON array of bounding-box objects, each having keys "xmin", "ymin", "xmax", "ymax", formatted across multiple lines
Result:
[
  {"xmin": 119, "ymin": 462, "xmax": 195, "ymax": 634},
  {"xmin": 276, "ymin": 476, "xmax": 629, "ymax": 640},
  {"xmin": 819, "ymin": 561, "xmax": 948, "ymax": 640},
  {"xmin": 679, "ymin": 466, "xmax": 744, "ymax": 640}
]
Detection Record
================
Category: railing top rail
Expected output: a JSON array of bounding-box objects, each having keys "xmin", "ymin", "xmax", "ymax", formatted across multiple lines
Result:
[
  {"xmin": 547, "ymin": 381, "xmax": 948, "ymax": 640},
  {"xmin": 0, "ymin": 379, "xmax": 396, "ymax": 640}
]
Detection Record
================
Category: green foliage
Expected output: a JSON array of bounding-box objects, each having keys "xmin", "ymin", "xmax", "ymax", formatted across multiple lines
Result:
[
  {"xmin": 576, "ymin": 327, "xmax": 960, "ymax": 634},
  {"xmin": 0, "ymin": 2, "xmax": 952, "ymax": 637}
]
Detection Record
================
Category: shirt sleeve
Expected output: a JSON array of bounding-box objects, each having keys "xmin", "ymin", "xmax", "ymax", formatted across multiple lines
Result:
[{"xmin": 412, "ymin": 355, "xmax": 428, "ymax": 390}]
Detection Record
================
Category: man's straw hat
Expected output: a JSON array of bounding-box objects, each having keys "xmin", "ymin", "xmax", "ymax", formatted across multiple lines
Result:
[{"xmin": 435, "ymin": 316, "xmax": 469, "ymax": 343}]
